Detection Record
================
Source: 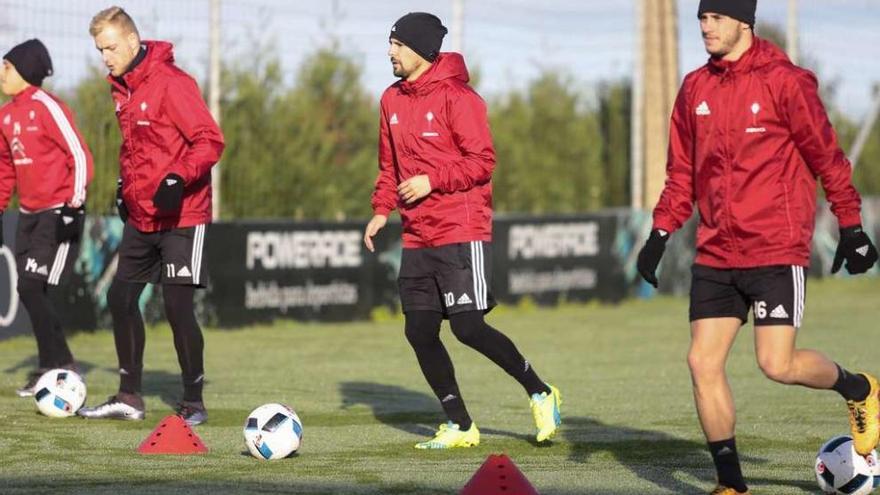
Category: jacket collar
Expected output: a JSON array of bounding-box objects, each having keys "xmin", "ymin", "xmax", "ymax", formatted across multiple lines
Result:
[
  {"xmin": 397, "ymin": 53, "xmax": 469, "ymax": 96},
  {"xmin": 11, "ymin": 85, "xmax": 40, "ymax": 103},
  {"xmin": 708, "ymin": 37, "xmax": 758, "ymax": 76},
  {"xmin": 107, "ymin": 40, "xmax": 174, "ymax": 94},
  {"xmin": 706, "ymin": 36, "xmax": 790, "ymax": 78}
]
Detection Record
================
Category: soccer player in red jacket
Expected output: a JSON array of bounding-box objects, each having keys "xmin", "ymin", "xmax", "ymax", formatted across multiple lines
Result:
[
  {"xmin": 636, "ymin": 1, "xmax": 879, "ymax": 493},
  {"xmin": 78, "ymin": 7, "xmax": 224, "ymax": 426},
  {"xmin": 364, "ymin": 13, "xmax": 561, "ymax": 449},
  {"xmin": 0, "ymin": 39, "xmax": 93, "ymax": 397}
]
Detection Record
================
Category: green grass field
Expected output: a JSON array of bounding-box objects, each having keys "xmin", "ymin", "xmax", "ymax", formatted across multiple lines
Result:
[{"xmin": 0, "ymin": 277, "xmax": 878, "ymax": 494}]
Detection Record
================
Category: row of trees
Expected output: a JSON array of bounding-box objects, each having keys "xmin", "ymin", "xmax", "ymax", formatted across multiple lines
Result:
[{"xmin": 58, "ymin": 42, "xmax": 880, "ymax": 220}]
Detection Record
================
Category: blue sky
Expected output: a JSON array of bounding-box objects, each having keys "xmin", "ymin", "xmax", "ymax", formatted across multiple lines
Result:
[{"xmin": 0, "ymin": 0, "xmax": 876, "ymax": 119}]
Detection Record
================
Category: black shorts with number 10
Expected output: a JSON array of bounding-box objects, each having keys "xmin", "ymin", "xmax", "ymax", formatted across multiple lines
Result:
[
  {"xmin": 398, "ymin": 241, "xmax": 497, "ymax": 318},
  {"xmin": 115, "ymin": 222, "xmax": 208, "ymax": 287}
]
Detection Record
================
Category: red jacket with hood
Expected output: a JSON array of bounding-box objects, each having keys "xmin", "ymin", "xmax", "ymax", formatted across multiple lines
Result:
[
  {"xmin": 108, "ymin": 40, "xmax": 224, "ymax": 232},
  {"xmin": 653, "ymin": 37, "xmax": 862, "ymax": 268},
  {"xmin": 372, "ymin": 52, "xmax": 494, "ymax": 248},
  {"xmin": 0, "ymin": 86, "xmax": 93, "ymax": 212}
]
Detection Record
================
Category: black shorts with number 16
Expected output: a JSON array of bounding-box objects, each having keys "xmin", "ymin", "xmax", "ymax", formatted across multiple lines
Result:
[{"xmin": 689, "ymin": 264, "xmax": 806, "ymax": 328}]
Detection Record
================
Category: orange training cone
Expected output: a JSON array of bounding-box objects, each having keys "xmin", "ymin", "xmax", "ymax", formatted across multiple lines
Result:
[
  {"xmin": 459, "ymin": 453, "xmax": 539, "ymax": 495},
  {"xmin": 137, "ymin": 414, "xmax": 208, "ymax": 455}
]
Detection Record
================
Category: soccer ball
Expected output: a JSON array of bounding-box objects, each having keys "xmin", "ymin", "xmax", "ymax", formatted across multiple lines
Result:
[
  {"xmin": 243, "ymin": 403, "xmax": 303, "ymax": 460},
  {"xmin": 33, "ymin": 369, "xmax": 86, "ymax": 418},
  {"xmin": 815, "ymin": 435, "xmax": 880, "ymax": 494}
]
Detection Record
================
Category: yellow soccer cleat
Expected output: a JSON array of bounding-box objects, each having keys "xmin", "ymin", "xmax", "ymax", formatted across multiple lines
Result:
[
  {"xmin": 414, "ymin": 422, "xmax": 480, "ymax": 449},
  {"xmin": 710, "ymin": 486, "xmax": 750, "ymax": 495},
  {"xmin": 530, "ymin": 384, "xmax": 562, "ymax": 443},
  {"xmin": 847, "ymin": 373, "xmax": 880, "ymax": 455}
]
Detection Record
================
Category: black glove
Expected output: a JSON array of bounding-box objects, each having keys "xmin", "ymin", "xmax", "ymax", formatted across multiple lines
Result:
[
  {"xmin": 56, "ymin": 205, "xmax": 85, "ymax": 242},
  {"xmin": 0, "ymin": 211, "xmax": 4, "ymax": 247},
  {"xmin": 152, "ymin": 173, "xmax": 184, "ymax": 212},
  {"xmin": 116, "ymin": 178, "xmax": 129, "ymax": 223},
  {"xmin": 831, "ymin": 225, "xmax": 878, "ymax": 275},
  {"xmin": 637, "ymin": 229, "xmax": 669, "ymax": 288}
]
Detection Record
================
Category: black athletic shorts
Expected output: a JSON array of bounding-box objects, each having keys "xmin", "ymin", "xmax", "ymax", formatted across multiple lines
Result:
[
  {"xmin": 689, "ymin": 264, "xmax": 807, "ymax": 328},
  {"xmin": 15, "ymin": 209, "xmax": 80, "ymax": 286},
  {"xmin": 398, "ymin": 241, "xmax": 497, "ymax": 318},
  {"xmin": 115, "ymin": 222, "xmax": 208, "ymax": 287}
]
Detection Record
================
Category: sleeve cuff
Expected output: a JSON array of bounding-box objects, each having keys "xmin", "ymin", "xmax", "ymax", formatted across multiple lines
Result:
[
  {"xmin": 169, "ymin": 168, "xmax": 188, "ymax": 185},
  {"xmin": 426, "ymin": 170, "xmax": 443, "ymax": 193},
  {"xmin": 373, "ymin": 206, "xmax": 392, "ymax": 217},
  {"xmin": 837, "ymin": 212, "xmax": 863, "ymax": 230},
  {"xmin": 652, "ymin": 218, "xmax": 677, "ymax": 234}
]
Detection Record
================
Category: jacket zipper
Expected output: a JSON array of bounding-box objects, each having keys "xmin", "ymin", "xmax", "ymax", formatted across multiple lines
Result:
[
  {"xmin": 406, "ymin": 97, "xmax": 426, "ymax": 243},
  {"xmin": 722, "ymin": 73, "xmax": 739, "ymax": 260},
  {"xmin": 119, "ymin": 86, "xmax": 139, "ymax": 218},
  {"xmin": 125, "ymin": 88, "xmax": 136, "ymax": 205},
  {"xmin": 125, "ymin": 88, "xmax": 134, "ymax": 155}
]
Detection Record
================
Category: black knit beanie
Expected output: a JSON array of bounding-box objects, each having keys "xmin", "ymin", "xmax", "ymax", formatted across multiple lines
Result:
[
  {"xmin": 390, "ymin": 12, "xmax": 447, "ymax": 62},
  {"xmin": 4, "ymin": 39, "xmax": 53, "ymax": 87},
  {"xmin": 698, "ymin": 0, "xmax": 757, "ymax": 26}
]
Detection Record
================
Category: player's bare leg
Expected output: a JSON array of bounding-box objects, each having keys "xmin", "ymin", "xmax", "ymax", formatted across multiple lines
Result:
[
  {"xmin": 689, "ymin": 317, "xmax": 748, "ymax": 493},
  {"xmin": 755, "ymin": 325, "xmax": 879, "ymax": 455}
]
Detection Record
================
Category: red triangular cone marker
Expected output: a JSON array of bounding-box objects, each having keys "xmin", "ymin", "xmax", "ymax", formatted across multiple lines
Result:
[
  {"xmin": 137, "ymin": 414, "xmax": 208, "ymax": 455},
  {"xmin": 460, "ymin": 454, "xmax": 539, "ymax": 495}
]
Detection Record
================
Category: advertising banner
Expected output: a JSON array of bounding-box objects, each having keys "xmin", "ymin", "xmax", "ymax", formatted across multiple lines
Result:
[
  {"xmin": 1, "ymin": 200, "xmax": 876, "ymax": 338},
  {"xmin": 493, "ymin": 213, "xmax": 628, "ymax": 304}
]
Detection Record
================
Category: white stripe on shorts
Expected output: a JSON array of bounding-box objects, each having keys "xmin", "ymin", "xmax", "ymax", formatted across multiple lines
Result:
[
  {"xmin": 470, "ymin": 241, "xmax": 488, "ymax": 310},
  {"xmin": 191, "ymin": 224, "xmax": 206, "ymax": 285},
  {"xmin": 47, "ymin": 241, "xmax": 71, "ymax": 286},
  {"xmin": 792, "ymin": 265, "xmax": 805, "ymax": 328},
  {"xmin": 470, "ymin": 242, "xmax": 480, "ymax": 309},
  {"xmin": 477, "ymin": 241, "xmax": 487, "ymax": 310}
]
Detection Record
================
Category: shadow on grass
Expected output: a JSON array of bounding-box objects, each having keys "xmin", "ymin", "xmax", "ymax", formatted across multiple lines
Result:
[
  {"xmin": 139, "ymin": 369, "xmax": 198, "ymax": 410},
  {"xmin": 5, "ymin": 354, "xmax": 205, "ymax": 413},
  {"xmin": 0, "ymin": 478, "xmax": 446, "ymax": 495},
  {"xmin": 339, "ymin": 381, "xmax": 534, "ymax": 443},
  {"xmin": 3, "ymin": 354, "xmax": 100, "ymax": 376},
  {"xmin": 564, "ymin": 416, "xmax": 814, "ymax": 494},
  {"xmin": 0, "ymin": 476, "xmax": 674, "ymax": 495},
  {"xmin": 74, "ymin": 367, "xmax": 192, "ymax": 412}
]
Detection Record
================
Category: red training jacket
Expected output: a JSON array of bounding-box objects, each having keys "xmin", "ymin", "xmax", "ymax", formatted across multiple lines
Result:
[
  {"xmin": 372, "ymin": 52, "xmax": 494, "ymax": 248},
  {"xmin": 108, "ymin": 40, "xmax": 224, "ymax": 232},
  {"xmin": 653, "ymin": 37, "xmax": 862, "ymax": 268},
  {"xmin": 0, "ymin": 86, "xmax": 93, "ymax": 212}
]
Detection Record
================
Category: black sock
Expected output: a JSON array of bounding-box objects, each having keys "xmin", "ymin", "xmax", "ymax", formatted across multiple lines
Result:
[
  {"xmin": 439, "ymin": 394, "xmax": 472, "ymax": 430},
  {"xmin": 18, "ymin": 277, "xmax": 73, "ymax": 368},
  {"xmin": 108, "ymin": 279, "xmax": 147, "ymax": 395},
  {"xmin": 164, "ymin": 285, "xmax": 206, "ymax": 403},
  {"xmin": 522, "ymin": 360, "xmax": 552, "ymax": 397},
  {"xmin": 405, "ymin": 311, "xmax": 473, "ymax": 430},
  {"xmin": 119, "ymin": 367, "xmax": 143, "ymax": 395},
  {"xmin": 708, "ymin": 438, "xmax": 747, "ymax": 493},
  {"xmin": 448, "ymin": 311, "xmax": 551, "ymax": 397},
  {"xmin": 833, "ymin": 364, "xmax": 870, "ymax": 402},
  {"xmin": 182, "ymin": 378, "xmax": 205, "ymax": 403}
]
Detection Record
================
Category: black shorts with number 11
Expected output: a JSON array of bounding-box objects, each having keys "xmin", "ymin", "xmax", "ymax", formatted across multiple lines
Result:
[{"xmin": 115, "ymin": 222, "xmax": 208, "ymax": 287}]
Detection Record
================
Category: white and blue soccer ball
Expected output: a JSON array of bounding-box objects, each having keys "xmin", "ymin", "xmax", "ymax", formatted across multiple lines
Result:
[
  {"xmin": 243, "ymin": 403, "xmax": 303, "ymax": 460},
  {"xmin": 33, "ymin": 368, "xmax": 86, "ymax": 418},
  {"xmin": 815, "ymin": 435, "xmax": 880, "ymax": 495}
]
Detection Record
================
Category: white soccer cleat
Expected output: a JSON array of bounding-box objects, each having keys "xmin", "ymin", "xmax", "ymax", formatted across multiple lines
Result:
[{"xmin": 78, "ymin": 395, "xmax": 145, "ymax": 421}]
